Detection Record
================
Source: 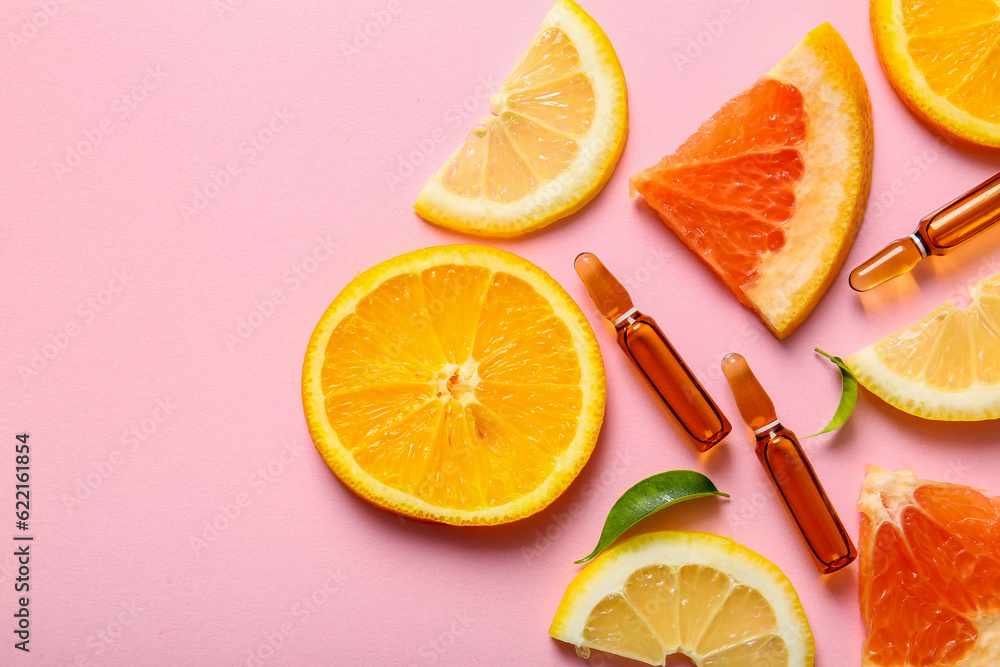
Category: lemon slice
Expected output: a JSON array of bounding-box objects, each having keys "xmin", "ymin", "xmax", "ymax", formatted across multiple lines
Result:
[
  {"xmin": 301, "ymin": 245, "xmax": 606, "ymax": 525},
  {"xmin": 550, "ymin": 531, "xmax": 815, "ymax": 666},
  {"xmin": 414, "ymin": 0, "xmax": 628, "ymax": 237},
  {"xmin": 871, "ymin": 0, "xmax": 1000, "ymax": 147},
  {"xmin": 847, "ymin": 271, "xmax": 1000, "ymax": 421}
]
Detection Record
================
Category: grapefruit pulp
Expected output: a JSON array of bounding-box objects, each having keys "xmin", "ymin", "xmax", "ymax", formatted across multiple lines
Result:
[
  {"xmin": 859, "ymin": 465, "xmax": 1000, "ymax": 666},
  {"xmin": 630, "ymin": 23, "xmax": 873, "ymax": 338}
]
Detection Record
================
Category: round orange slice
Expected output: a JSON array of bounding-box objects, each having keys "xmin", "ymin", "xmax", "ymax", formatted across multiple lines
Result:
[
  {"xmin": 301, "ymin": 245, "xmax": 606, "ymax": 525},
  {"xmin": 630, "ymin": 23, "xmax": 873, "ymax": 339},
  {"xmin": 871, "ymin": 0, "xmax": 1000, "ymax": 148}
]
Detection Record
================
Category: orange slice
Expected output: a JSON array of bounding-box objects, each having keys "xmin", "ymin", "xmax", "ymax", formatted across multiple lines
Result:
[
  {"xmin": 847, "ymin": 270, "xmax": 1000, "ymax": 421},
  {"xmin": 301, "ymin": 245, "xmax": 606, "ymax": 525},
  {"xmin": 630, "ymin": 23, "xmax": 873, "ymax": 338},
  {"xmin": 871, "ymin": 0, "xmax": 1000, "ymax": 148},
  {"xmin": 414, "ymin": 0, "xmax": 628, "ymax": 237},
  {"xmin": 859, "ymin": 465, "xmax": 1000, "ymax": 666}
]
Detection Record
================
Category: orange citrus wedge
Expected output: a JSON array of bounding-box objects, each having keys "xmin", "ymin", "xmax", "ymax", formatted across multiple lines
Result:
[
  {"xmin": 859, "ymin": 465, "xmax": 1000, "ymax": 666},
  {"xmin": 847, "ymin": 270, "xmax": 1000, "ymax": 421},
  {"xmin": 550, "ymin": 531, "xmax": 815, "ymax": 666},
  {"xmin": 302, "ymin": 245, "xmax": 606, "ymax": 525},
  {"xmin": 414, "ymin": 0, "xmax": 628, "ymax": 237},
  {"xmin": 630, "ymin": 23, "xmax": 873, "ymax": 338},
  {"xmin": 871, "ymin": 0, "xmax": 1000, "ymax": 148}
]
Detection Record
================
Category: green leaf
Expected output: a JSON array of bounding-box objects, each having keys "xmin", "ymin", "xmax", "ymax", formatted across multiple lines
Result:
[
  {"xmin": 575, "ymin": 470, "xmax": 728, "ymax": 564},
  {"xmin": 804, "ymin": 348, "xmax": 859, "ymax": 438}
]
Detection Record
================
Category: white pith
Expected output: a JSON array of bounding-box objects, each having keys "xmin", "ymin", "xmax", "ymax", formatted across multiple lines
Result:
[
  {"xmin": 433, "ymin": 359, "xmax": 482, "ymax": 406},
  {"xmin": 743, "ymin": 24, "xmax": 870, "ymax": 337}
]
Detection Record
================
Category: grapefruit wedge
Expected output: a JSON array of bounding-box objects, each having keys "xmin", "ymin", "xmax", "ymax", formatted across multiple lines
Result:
[
  {"xmin": 630, "ymin": 23, "xmax": 873, "ymax": 338},
  {"xmin": 859, "ymin": 466, "xmax": 1000, "ymax": 666}
]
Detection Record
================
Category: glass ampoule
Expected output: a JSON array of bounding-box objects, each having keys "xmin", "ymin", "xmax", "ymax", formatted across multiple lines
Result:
[
  {"xmin": 575, "ymin": 252, "xmax": 730, "ymax": 452},
  {"xmin": 721, "ymin": 353, "xmax": 856, "ymax": 574},
  {"xmin": 850, "ymin": 170, "xmax": 1000, "ymax": 291}
]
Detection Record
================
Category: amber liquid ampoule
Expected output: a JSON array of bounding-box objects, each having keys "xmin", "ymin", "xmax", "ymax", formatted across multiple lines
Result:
[
  {"xmin": 575, "ymin": 252, "xmax": 730, "ymax": 452},
  {"xmin": 850, "ymin": 170, "xmax": 1000, "ymax": 291},
  {"xmin": 721, "ymin": 353, "xmax": 856, "ymax": 574}
]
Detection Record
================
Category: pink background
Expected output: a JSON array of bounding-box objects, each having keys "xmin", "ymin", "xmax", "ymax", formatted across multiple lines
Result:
[{"xmin": 3, "ymin": 0, "xmax": 999, "ymax": 665}]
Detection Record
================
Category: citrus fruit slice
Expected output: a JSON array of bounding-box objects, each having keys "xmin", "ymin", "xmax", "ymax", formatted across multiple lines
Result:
[
  {"xmin": 301, "ymin": 245, "xmax": 606, "ymax": 526},
  {"xmin": 414, "ymin": 0, "xmax": 628, "ymax": 237},
  {"xmin": 847, "ymin": 270, "xmax": 1000, "ymax": 421},
  {"xmin": 629, "ymin": 23, "xmax": 873, "ymax": 339},
  {"xmin": 550, "ymin": 531, "xmax": 815, "ymax": 666},
  {"xmin": 871, "ymin": 0, "xmax": 1000, "ymax": 148},
  {"xmin": 859, "ymin": 465, "xmax": 1000, "ymax": 666}
]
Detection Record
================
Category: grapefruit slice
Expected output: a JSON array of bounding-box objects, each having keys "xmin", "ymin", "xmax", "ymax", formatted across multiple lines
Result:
[
  {"xmin": 871, "ymin": 0, "xmax": 1000, "ymax": 148},
  {"xmin": 847, "ymin": 270, "xmax": 1000, "ymax": 421},
  {"xmin": 549, "ymin": 531, "xmax": 815, "ymax": 666},
  {"xmin": 301, "ymin": 245, "xmax": 606, "ymax": 525},
  {"xmin": 859, "ymin": 465, "xmax": 1000, "ymax": 666},
  {"xmin": 630, "ymin": 23, "xmax": 873, "ymax": 338},
  {"xmin": 414, "ymin": 0, "xmax": 628, "ymax": 237}
]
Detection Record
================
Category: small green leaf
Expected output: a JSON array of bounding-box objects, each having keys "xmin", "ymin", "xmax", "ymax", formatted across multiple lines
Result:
[
  {"xmin": 575, "ymin": 470, "xmax": 728, "ymax": 564},
  {"xmin": 804, "ymin": 348, "xmax": 859, "ymax": 438}
]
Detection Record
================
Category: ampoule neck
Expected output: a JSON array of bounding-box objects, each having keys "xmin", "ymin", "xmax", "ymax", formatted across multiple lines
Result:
[
  {"xmin": 753, "ymin": 419, "xmax": 783, "ymax": 440},
  {"xmin": 910, "ymin": 231, "xmax": 932, "ymax": 257},
  {"xmin": 613, "ymin": 307, "xmax": 641, "ymax": 331}
]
